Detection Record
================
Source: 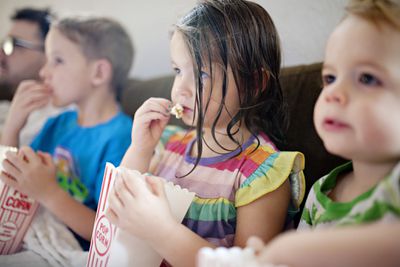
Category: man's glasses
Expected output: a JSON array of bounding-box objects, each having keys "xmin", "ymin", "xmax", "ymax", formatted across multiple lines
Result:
[{"xmin": 1, "ymin": 36, "xmax": 44, "ymax": 56}]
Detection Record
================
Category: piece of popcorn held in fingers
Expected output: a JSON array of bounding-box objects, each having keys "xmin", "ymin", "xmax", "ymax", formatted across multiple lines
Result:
[{"xmin": 170, "ymin": 103, "xmax": 184, "ymax": 119}]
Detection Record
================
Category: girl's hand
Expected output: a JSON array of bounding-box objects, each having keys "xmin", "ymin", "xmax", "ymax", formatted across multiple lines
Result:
[
  {"xmin": 106, "ymin": 172, "xmax": 177, "ymax": 243},
  {"xmin": 3, "ymin": 80, "xmax": 51, "ymax": 135},
  {"xmin": 131, "ymin": 97, "xmax": 171, "ymax": 153},
  {"xmin": 0, "ymin": 146, "xmax": 59, "ymax": 203}
]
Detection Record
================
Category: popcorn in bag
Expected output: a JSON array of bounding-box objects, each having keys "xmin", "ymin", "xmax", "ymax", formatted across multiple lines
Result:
[
  {"xmin": 87, "ymin": 163, "xmax": 195, "ymax": 267},
  {"xmin": 0, "ymin": 145, "xmax": 39, "ymax": 254}
]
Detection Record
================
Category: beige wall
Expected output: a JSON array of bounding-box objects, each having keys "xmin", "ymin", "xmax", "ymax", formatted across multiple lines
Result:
[{"xmin": 0, "ymin": 0, "xmax": 347, "ymax": 79}]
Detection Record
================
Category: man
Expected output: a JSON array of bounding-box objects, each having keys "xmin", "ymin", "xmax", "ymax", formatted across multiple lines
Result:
[{"xmin": 0, "ymin": 8, "xmax": 63, "ymax": 146}]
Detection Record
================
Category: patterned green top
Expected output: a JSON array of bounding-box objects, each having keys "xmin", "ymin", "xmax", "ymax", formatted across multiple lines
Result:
[{"xmin": 298, "ymin": 162, "xmax": 400, "ymax": 229}]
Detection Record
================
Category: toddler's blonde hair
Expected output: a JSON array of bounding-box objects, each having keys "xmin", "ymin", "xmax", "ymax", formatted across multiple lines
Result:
[{"xmin": 346, "ymin": 0, "xmax": 400, "ymax": 29}]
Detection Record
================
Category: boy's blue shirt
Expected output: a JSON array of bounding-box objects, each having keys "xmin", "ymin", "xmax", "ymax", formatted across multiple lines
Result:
[{"xmin": 31, "ymin": 110, "xmax": 132, "ymax": 211}]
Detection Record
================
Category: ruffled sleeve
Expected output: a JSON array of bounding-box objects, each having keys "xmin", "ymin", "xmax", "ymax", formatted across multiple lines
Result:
[{"xmin": 235, "ymin": 151, "xmax": 305, "ymax": 209}]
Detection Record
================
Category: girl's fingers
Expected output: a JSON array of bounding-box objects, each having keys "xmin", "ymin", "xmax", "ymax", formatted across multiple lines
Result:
[
  {"xmin": 120, "ymin": 171, "xmax": 149, "ymax": 198},
  {"xmin": 137, "ymin": 98, "xmax": 172, "ymax": 117},
  {"xmin": 108, "ymin": 188, "xmax": 125, "ymax": 211},
  {"xmin": 145, "ymin": 175, "xmax": 165, "ymax": 197},
  {"xmin": 113, "ymin": 175, "xmax": 135, "ymax": 203},
  {"xmin": 105, "ymin": 207, "xmax": 119, "ymax": 225},
  {"xmin": 139, "ymin": 112, "xmax": 170, "ymax": 126}
]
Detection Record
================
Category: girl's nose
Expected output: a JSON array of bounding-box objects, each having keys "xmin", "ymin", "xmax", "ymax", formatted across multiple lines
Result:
[{"xmin": 171, "ymin": 77, "xmax": 193, "ymax": 101}]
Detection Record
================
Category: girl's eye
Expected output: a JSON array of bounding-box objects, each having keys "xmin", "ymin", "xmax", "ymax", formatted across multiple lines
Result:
[
  {"xmin": 200, "ymin": 71, "xmax": 209, "ymax": 79},
  {"xmin": 359, "ymin": 73, "xmax": 381, "ymax": 86},
  {"xmin": 322, "ymin": 74, "xmax": 335, "ymax": 86},
  {"xmin": 173, "ymin": 67, "xmax": 181, "ymax": 75}
]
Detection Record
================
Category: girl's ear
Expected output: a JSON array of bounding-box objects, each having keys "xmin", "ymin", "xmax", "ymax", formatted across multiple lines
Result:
[
  {"xmin": 91, "ymin": 59, "xmax": 112, "ymax": 87},
  {"xmin": 259, "ymin": 68, "xmax": 270, "ymax": 92},
  {"xmin": 254, "ymin": 68, "xmax": 270, "ymax": 93}
]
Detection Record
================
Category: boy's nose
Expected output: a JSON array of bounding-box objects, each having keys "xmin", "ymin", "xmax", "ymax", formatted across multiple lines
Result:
[
  {"xmin": 38, "ymin": 63, "xmax": 49, "ymax": 81},
  {"xmin": 324, "ymin": 84, "xmax": 347, "ymax": 105}
]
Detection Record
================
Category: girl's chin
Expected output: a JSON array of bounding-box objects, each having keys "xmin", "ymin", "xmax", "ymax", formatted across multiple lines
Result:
[{"xmin": 181, "ymin": 117, "xmax": 196, "ymax": 126}]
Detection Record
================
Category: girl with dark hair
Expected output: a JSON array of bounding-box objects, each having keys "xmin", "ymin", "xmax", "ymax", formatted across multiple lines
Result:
[{"xmin": 106, "ymin": 1, "xmax": 305, "ymax": 266}]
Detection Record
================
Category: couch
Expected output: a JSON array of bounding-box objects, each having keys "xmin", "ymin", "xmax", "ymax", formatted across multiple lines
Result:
[{"xmin": 121, "ymin": 62, "xmax": 347, "ymax": 210}]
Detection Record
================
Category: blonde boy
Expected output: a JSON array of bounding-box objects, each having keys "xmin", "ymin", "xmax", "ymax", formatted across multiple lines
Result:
[{"xmin": 0, "ymin": 16, "xmax": 133, "ymax": 250}]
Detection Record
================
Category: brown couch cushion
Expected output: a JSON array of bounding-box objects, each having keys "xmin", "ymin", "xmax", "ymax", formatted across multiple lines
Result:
[
  {"xmin": 280, "ymin": 63, "xmax": 346, "ymax": 187},
  {"xmin": 0, "ymin": 84, "xmax": 13, "ymax": 101}
]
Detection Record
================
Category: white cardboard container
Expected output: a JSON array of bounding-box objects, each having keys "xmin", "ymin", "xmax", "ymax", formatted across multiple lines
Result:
[
  {"xmin": 0, "ymin": 145, "xmax": 39, "ymax": 254},
  {"xmin": 87, "ymin": 163, "xmax": 195, "ymax": 267}
]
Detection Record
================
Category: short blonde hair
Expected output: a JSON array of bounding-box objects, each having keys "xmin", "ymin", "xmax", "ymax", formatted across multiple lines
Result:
[
  {"xmin": 346, "ymin": 0, "xmax": 400, "ymax": 29},
  {"xmin": 53, "ymin": 16, "xmax": 134, "ymax": 99}
]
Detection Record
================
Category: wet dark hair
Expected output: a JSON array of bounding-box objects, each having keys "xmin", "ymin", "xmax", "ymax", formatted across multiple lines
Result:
[
  {"xmin": 11, "ymin": 7, "xmax": 55, "ymax": 41},
  {"xmin": 175, "ymin": 0, "xmax": 287, "ymax": 170}
]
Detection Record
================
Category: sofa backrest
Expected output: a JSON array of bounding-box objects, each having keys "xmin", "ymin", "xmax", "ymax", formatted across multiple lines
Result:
[
  {"xmin": 121, "ymin": 62, "xmax": 346, "ymax": 213},
  {"xmin": 279, "ymin": 63, "xmax": 346, "ymax": 186}
]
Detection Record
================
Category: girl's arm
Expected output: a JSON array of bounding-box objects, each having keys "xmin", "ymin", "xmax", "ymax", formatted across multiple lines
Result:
[
  {"xmin": 106, "ymin": 174, "xmax": 291, "ymax": 267},
  {"xmin": 257, "ymin": 222, "xmax": 400, "ymax": 267},
  {"xmin": 153, "ymin": 180, "xmax": 290, "ymax": 266},
  {"xmin": 234, "ymin": 180, "xmax": 290, "ymax": 247},
  {"xmin": 120, "ymin": 145, "xmax": 153, "ymax": 173},
  {"xmin": 120, "ymin": 97, "xmax": 171, "ymax": 173}
]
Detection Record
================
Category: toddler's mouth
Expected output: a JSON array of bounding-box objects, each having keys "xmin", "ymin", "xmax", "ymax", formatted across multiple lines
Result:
[{"xmin": 323, "ymin": 118, "xmax": 349, "ymax": 130}]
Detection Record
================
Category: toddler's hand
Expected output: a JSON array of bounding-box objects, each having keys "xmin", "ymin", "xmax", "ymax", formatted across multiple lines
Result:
[
  {"xmin": 0, "ymin": 146, "xmax": 58, "ymax": 203},
  {"xmin": 106, "ymin": 171, "xmax": 177, "ymax": 243},
  {"xmin": 4, "ymin": 80, "xmax": 51, "ymax": 135},
  {"xmin": 130, "ymin": 97, "xmax": 171, "ymax": 153},
  {"xmin": 246, "ymin": 236, "xmax": 290, "ymax": 267}
]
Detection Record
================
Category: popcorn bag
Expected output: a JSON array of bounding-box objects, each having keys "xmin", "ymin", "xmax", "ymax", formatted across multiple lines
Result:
[
  {"xmin": 197, "ymin": 247, "xmax": 288, "ymax": 267},
  {"xmin": 87, "ymin": 163, "xmax": 195, "ymax": 267},
  {"xmin": 0, "ymin": 145, "xmax": 39, "ymax": 254}
]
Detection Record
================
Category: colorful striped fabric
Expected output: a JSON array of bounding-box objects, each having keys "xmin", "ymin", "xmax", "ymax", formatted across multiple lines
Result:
[
  {"xmin": 155, "ymin": 127, "xmax": 305, "ymax": 247},
  {"xmin": 298, "ymin": 162, "xmax": 400, "ymax": 230}
]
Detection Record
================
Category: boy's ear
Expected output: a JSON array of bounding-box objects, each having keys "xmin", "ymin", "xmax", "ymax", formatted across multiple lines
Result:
[{"xmin": 91, "ymin": 59, "xmax": 112, "ymax": 87}]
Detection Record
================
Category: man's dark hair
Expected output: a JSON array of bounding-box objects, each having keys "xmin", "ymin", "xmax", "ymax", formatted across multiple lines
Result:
[{"xmin": 11, "ymin": 8, "xmax": 55, "ymax": 40}]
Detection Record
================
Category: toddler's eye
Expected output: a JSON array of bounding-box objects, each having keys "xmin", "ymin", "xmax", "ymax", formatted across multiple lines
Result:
[
  {"xmin": 322, "ymin": 74, "xmax": 335, "ymax": 86},
  {"xmin": 359, "ymin": 73, "xmax": 381, "ymax": 86}
]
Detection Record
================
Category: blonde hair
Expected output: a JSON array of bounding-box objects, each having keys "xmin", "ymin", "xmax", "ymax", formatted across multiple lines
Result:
[
  {"xmin": 53, "ymin": 16, "xmax": 134, "ymax": 99},
  {"xmin": 346, "ymin": 0, "xmax": 400, "ymax": 29}
]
